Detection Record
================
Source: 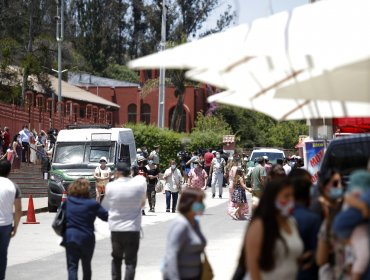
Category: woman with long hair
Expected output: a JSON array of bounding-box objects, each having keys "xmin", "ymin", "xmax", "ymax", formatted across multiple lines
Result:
[
  {"xmin": 62, "ymin": 178, "xmax": 108, "ymax": 280},
  {"xmin": 230, "ymin": 168, "xmax": 250, "ymax": 220},
  {"xmin": 11, "ymin": 134, "xmax": 22, "ymax": 172},
  {"xmin": 244, "ymin": 177, "xmax": 303, "ymax": 279}
]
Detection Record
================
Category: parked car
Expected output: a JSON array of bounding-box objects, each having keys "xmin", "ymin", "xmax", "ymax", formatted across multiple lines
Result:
[
  {"xmin": 320, "ymin": 133, "xmax": 370, "ymax": 185},
  {"xmin": 247, "ymin": 148, "xmax": 285, "ymax": 167}
]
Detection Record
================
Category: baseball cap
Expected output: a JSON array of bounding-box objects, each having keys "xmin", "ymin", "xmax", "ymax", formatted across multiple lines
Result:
[
  {"xmin": 137, "ymin": 148, "xmax": 142, "ymax": 153},
  {"xmin": 347, "ymin": 170, "xmax": 370, "ymax": 192},
  {"xmin": 137, "ymin": 155, "xmax": 145, "ymax": 162},
  {"xmin": 99, "ymin": 156, "xmax": 108, "ymax": 163}
]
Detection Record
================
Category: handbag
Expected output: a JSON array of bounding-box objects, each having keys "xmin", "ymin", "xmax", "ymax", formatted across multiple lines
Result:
[
  {"xmin": 201, "ymin": 252, "xmax": 214, "ymax": 280},
  {"xmin": 52, "ymin": 201, "xmax": 67, "ymax": 236},
  {"xmin": 155, "ymin": 180, "xmax": 164, "ymax": 193}
]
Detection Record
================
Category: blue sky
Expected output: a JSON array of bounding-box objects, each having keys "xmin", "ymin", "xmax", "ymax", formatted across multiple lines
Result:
[{"xmin": 204, "ymin": 0, "xmax": 309, "ymax": 29}]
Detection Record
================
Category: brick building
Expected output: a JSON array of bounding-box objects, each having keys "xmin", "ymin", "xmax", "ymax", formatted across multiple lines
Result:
[{"xmin": 68, "ymin": 72, "xmax": 209, "ymax": 132}]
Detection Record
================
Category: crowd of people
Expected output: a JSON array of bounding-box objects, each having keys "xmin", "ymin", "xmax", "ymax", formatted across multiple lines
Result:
[
  {"xmin": 2, "ymin": 137, "xmax": 370, "ymax": 280},
  {"xmin": 0, "ymin": 125, "xmax": 53, "ymax": 173}
]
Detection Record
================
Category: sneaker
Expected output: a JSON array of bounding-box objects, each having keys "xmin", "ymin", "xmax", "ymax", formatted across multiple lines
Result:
[
  {"xmin": 166, "ymin": 209, "xmax": 170, "ymax": 212},
  {"xmin": 172, "ymin": 209, "xmax": 176, "ymax": 213},
  {"xmin": 212, "ymin": 194, "xmax": 215, "ymax": 198},
  {"xmin": 148, "ymin": 209, "xmax": 154, "ymax": 213},
  {"xmin": 219, "ymin": 195, "xmax": 222, "ymax": 199},
  {"xmin": 142, "ymin": 210, "xmax": 146, "ymax": 216}
]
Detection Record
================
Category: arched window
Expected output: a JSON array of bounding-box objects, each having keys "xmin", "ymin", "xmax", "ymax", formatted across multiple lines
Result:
[
  {"xmin": 140, "ymin": 103, "xmax": 151, "ymax": 124},
  {"xmin": 128, "ymin": 104, "xmax": 137, "ymax": 123},
  {"xmin": 169, "ymin": 106, "xmax": 187, "ymax": 132}
]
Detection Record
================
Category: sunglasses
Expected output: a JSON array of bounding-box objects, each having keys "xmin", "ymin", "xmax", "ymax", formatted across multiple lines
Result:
[{"xmin": 332, "ymin": 180, "xmax": 341, "ymax": 187}]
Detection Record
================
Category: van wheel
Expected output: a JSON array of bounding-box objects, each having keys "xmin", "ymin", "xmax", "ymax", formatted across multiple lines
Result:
[{"xmin": 48, "ymin": 202, "xmax": 58, "ymax": 213}]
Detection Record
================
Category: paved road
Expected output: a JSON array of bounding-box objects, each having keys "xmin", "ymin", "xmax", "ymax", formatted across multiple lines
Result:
[{"xmin": 7, "ymin": 189, "xmax": 248, "ymax": 280}]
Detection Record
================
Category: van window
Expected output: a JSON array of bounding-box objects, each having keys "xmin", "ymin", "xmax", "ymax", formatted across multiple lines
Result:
[
  {"xmin": 54, "ymin": 144, "xmax": 85, "ymax": 164},
  {"xmin": 89, "ymin": 146, "xmax": 110, "ymax": 162},
  {"xmin": 119, "ymin": 144, "xmax": 131, "ymax": 165}
]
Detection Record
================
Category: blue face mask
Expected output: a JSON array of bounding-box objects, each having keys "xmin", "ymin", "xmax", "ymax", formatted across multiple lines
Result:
[
  {"xmin": 329, "ymin": 187, "xmax": 344, "ymax": 200},
  {"xmin": 191, "ymin": 202, "xmax": 205, "ymax": 214}
]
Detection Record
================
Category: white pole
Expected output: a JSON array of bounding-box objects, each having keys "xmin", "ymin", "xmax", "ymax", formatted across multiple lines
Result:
[
  {"xmin": 56, "ymin": 0, "xmax": 64, "ymax": 128},
  {"xmin": 158, "ymin": 0, "xmax": 166, "ymax": 128}
]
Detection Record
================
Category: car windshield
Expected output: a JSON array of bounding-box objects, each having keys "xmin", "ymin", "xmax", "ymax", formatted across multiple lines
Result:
[
  {"xmin": 53, "ymin": 142, "xmax": 116, "ymax": 164},
  {"xmin": 251, "ymin": 152, "xmax": 284, "ymax": 163}
]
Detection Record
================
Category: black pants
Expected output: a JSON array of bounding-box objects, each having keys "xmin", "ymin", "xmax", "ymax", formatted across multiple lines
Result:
[
  {"xmin": 111, "ymin": 231, "xmax": 140, "ymax": 280},
  {"xmin": 66, "ymin": 242, "xmax": 95, "ymax": 280},
  {"xmin": 147, "ymin": 185, "xmax": 156, "ymax": 210},
  {"xmin": 21, "ymin": 142, "xmax": 29, "ymax": 162}
]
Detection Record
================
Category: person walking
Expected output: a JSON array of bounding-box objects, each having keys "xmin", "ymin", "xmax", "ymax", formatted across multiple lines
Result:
[
  {"xmin": 209, "ymin": 151, "xmax": 226, "ymax": 198},
  {"xmin": 146, "ymin": 159, "xmax": 159, "ymax": 212},
  {"xmin": 19, "ymin": 125, "xmax": 30, "ymax": 163},
  {"xmin": 230, "ymin": 168, "xmax": 250, "ymax": 220},
  {"xmin": 62, "ymin": 178, "xmax": 108, "ymax": 280},
  {"xmin": 11, "ymin": 134, "xmax": 22, "ymax": 172},
  {"xmin": 0, "ymin": 159, "xmax": 22, "ymax": 280},
  {"xmin": 162, "ymin": 189, "xmax": 207, "ymax": 280},
  {"xmin": 102, "ymin": 162, "xmax": 147, "ymax": 280},
  {"xmin": 149, "ymin": 145, "xmax": 160, "ymax": 165},
  {"xmin": 250, "ymin": 157, "xmax": 267, "ymax": 198},
  {"xmin": 93, "ymin": 156, "xmax": 111, "ymax": 203},
  {"xmin": 187, "ymin": 160, "xmax": 208, "ymax": 191},
  {"xmin": 244, "ymin": 177, "xmax": 303, "ymax": 280},
  {"xmin": 2, "ymin": 127, "xmax": 10, "ymax": 156},
  {"xmin": 163, "ymin": 160, "xmax": 183, "ymax": 213}
]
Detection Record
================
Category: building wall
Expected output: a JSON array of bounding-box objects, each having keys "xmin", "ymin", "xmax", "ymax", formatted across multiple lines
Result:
[{"xmin": 84, "ymin": 85, "xmax": 207, "ymax": 132}]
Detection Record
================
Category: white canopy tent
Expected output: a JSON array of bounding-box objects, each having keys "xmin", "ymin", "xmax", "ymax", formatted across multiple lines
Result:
[{"xmin": 207, "ymin": 90, "xmax": 370, "ymax": 121}]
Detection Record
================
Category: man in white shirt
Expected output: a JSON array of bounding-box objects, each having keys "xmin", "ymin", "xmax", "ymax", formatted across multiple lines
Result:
[
  {"xmin": 0, "ymin": 160, "xmax": 22, "ymax": 280},
  {"xmin": 102, "ymin": 162, "xmax": 146, "ymax": 280},
  {"xmin": 163, "ymin": 159, "xmax": 183, "ymax": 213},
  {"xmin": 19, "ymin": 125, "xmax": 31, "ymax": 163},
  {"xmin": 149, "ymin": 145, "xmax": 160, "ymax": 165},
  {"xmin": 283, "ymin": 159, "xmax": 292, "ymax": 175}
]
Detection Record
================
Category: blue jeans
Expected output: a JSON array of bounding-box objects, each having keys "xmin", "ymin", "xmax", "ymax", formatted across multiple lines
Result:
[
  {"xmin": 165, "ymin": 191, "xmax": 179, "ymax": 211},
  {"xmin": 66, "ymin": 242, "xmax": 95, "ymax": 280},
  {"xmin": 0, "ymin": 224, "xmax": 12, "ymax": 280}
]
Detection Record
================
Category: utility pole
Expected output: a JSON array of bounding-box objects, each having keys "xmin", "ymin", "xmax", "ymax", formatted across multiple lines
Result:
[
  {"xmin": 158, "ymin": 0, "xmax": 166, "ymax": 128},
  {"xmin": 56, "ymin": 0, "xmax": 64, "ymax": 128}
]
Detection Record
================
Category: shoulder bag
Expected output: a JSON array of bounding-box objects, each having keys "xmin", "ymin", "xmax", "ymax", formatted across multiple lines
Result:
[
  {"xmin": 201, "ymin": 251, "xmax": 214, "ymax": 280},
  {"xmin": 52, "ymin": 201, "xmax": 67, "ymax": 236}
]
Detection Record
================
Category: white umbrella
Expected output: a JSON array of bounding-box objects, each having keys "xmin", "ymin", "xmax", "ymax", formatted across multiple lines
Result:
[{"xmin": 207, "ymin": 90, "xmax": 370, "ymax": 121}]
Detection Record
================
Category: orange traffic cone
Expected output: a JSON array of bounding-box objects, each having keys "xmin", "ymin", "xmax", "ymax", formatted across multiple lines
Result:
[
  {"xmin": 23, "ymin": 195, "xmax": 40, "ymax": 224},
  {"xmin": 61, "ymin": 190, "xmax": 68, "ymax": 203}
]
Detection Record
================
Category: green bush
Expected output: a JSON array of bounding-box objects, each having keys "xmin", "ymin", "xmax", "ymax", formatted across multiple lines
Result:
[{"xmin": 125, "ymin": 123, "xmax": 182, "ymax": 171}]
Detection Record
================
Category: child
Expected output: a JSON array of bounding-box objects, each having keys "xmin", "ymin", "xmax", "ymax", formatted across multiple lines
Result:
[
  {"xmin": 0, "ymin": 144, "xmax": 14, "ymax": 164},
  {"xmin": 230, "ymin": 168, "xmax": 251, "ymax": 220}
]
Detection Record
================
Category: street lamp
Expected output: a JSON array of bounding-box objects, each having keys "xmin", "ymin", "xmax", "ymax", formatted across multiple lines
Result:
[
  {"xmin": 56, "ymin": 0, "xmax": 64, "ymax": 128},
  {"xmin": 158, "ymin": 0, "xmax": 166, "ymax": 129}
]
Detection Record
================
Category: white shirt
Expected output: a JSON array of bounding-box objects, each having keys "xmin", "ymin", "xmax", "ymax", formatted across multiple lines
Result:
[
  {"xmin": 102, "ymin": 176, "xmax": 146, "ymax": 232},
  {"xmin": 283, "ymin": 164, "xmax": 292, "ymax": 175},
  {"xmin": 164, "ymin": 167, "xmax": 182, "ymax": 193},
  {"xmin": 19, "ymin": 129, "xmax": 30, "ymax": 143},
  {"xmin": 0, "ymin": 177, "xmax": 21, "ymax": 226}
]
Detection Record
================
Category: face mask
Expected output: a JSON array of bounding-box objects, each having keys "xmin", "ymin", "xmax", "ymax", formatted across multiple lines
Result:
[
  {"xmin": 275, "ymin": 200, "xmax": 294, "ymax": 217},
  {"xmin": 171, "ymin": 164, "xmax": 176, "ymax": 170},
  {"xmin": 148, "ymin": 160, "xmax": 153, "ymax": 165},
  {"xmin": 194, "ymin": 164, "xmax": 199, "ymax": 168},
  {"xmin": 192, "ymin": 202, "xmax": 205, "ymax": 215},
  {"xmin": 329, "ymin": 187, "xmax": 344, "ymax": 200},
  {"xmin": 216, "ymin": 154, "xmax": 220, "ymax": 159}
]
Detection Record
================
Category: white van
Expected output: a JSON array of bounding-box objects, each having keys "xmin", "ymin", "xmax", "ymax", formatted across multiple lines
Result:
[{"xmin": 47, "ymin": 126, "xmax": 136, "ymax": 211}]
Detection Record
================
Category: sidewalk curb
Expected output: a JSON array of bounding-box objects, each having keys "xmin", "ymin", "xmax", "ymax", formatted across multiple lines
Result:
[{"xmin": 22, "ymin": 207, "xmax": 49, "ymax": 217}]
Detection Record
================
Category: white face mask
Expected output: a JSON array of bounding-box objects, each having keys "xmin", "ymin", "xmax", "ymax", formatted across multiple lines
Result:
[
  {"xmin": 216, "ymin": 154, "xmax": 220, "ymax": 159},
  {"xmin": 194, "ymin": 164, "xmax": 199, "ymax": 168},
  {"xmin": 171, "ymin": 164, "xmax": 176, "ymax": 170}
]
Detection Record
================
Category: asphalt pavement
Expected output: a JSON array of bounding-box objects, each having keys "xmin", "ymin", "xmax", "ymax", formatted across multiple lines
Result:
[{"xmin": 7, "ymin": 188, "xmax": 248, "ymax": 280}]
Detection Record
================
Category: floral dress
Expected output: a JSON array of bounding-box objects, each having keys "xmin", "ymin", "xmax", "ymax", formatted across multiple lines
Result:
[{"xmin": 231, "ymin": 182, "xmax": 247, "ymax": 204}]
